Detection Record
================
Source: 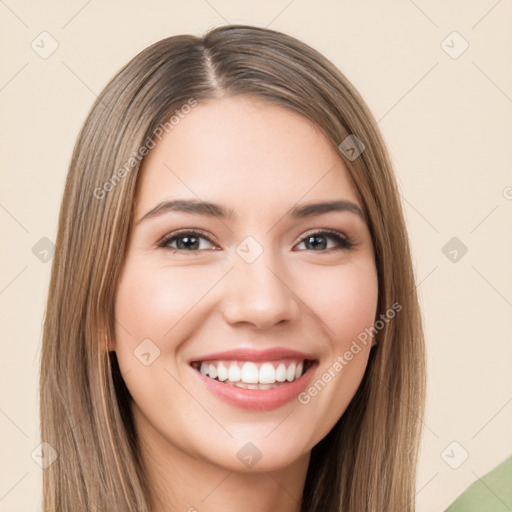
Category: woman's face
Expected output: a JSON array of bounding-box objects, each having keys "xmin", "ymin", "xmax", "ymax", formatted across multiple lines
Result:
[{"xmin": 113, "ymin": 96, "xmax": 378, "ymax": 472}]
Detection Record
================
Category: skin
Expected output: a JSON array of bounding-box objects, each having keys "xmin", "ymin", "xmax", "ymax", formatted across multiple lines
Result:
[{"xmin": 113, "ymin": 96, "xmax": 379, "ymax": 512}]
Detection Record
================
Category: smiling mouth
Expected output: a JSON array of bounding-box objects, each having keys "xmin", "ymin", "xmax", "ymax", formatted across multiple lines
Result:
[{"xmin": 190, "ymin": 359, "xmax": 316, "ymax": 390}]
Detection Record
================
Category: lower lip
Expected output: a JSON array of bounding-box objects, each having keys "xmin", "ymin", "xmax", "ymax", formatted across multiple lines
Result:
[{"xmin": 192, "ymin": 364, "xmax": 317, "ymax": 411}]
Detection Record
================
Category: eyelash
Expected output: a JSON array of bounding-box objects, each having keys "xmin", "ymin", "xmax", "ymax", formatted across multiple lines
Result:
[{"xmin": 157, "ymin": 228, "xmax": 355, "ymax": 254}]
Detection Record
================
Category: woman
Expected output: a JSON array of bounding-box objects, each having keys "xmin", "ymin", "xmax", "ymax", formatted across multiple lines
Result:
[{"xmin": 40, "ymin": 24, "xmax": 425, "ymax": 511}]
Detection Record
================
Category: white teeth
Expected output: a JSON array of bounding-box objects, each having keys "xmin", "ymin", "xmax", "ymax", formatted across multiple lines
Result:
[
  {"xmin": 241, "ymin": 362, "xmax": 259, "ymax": 383},
  {"xmin": 217, "ymin": 362, "xmax": 228, "ymax": 381},
  {"xmin": 295, "ymin": 361, "xmax": 303, "ymax": 380},
  {"xmin": 196, "ymin": 359, "xmax": 309, "ymax": 385},
  {"xmin": 275, "ymin": 363, "xmax": 287, "ymax": 382},
  {"xmin": 208, "ymin": 364, "xmax": 217, "ymax": 379},
  {"xmin": 259, "ymin": 363, "xmax": 276, "ymax": 384},
  {"xmin": 286, "ymin": 362, "xmax": 296, "ymax": 382},
  {"xmin": 227, "ymin": 363, "xmax": 241, "ymax": 382}
]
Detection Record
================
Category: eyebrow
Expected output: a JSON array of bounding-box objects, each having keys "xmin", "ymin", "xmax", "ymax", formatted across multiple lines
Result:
[{"xmin": 135, "ymin": 198, "xmax": 367, "ymax": 225}]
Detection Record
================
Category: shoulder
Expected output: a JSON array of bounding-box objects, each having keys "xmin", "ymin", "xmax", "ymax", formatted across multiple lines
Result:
[{"xmin": 445, "ymin": 455, "xmax": 512, "ymax": 511}]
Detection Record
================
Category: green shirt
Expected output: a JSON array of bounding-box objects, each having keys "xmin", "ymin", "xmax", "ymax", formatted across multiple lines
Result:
[{"xmin": 445, "ymin": 455, "xmax": 512, "ymax": 511}]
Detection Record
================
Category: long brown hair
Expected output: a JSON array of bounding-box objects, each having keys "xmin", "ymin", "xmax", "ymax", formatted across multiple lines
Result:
[{"xmin": 40, "ymin": 24, "xmax": 425, "ymax": 511}]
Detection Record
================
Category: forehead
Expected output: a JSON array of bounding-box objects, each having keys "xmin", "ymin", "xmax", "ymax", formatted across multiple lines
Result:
[{"xmin": 135, "ymin": 96, "xmax": 361, "ymax": 218}]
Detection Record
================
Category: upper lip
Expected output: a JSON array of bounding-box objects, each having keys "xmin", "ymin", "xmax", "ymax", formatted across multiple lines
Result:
[{"xmin": 189, "ymin": 347, "xmax": 317, "ymax": 363}]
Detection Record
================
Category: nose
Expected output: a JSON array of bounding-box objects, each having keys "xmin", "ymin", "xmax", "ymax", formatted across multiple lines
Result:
[{"xmin": 221, "ymin": 253, "xmax": 301, "ymax": 330}]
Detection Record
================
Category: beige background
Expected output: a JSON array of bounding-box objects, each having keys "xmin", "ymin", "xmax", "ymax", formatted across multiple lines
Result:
[{"xmin": 1, "ymin": 1, "xmax": 511, "ymax": 511}]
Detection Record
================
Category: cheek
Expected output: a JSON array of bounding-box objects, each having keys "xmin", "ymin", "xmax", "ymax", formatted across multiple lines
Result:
[
  {"xmin": 114, "ymin": 260, "xmax": 214, "ymax": 346},
  {"xmin": 297, "ymin": 258, "xmax": 379, "ymax": 343},
  {"xmin": 293, "ymin": 260, "xmax": 378, "ymax": 430},
  {"xmin": 112, "ymin": 261, "xmax": 212, "ymax": 428},
  {"xmin": 333, "ymin": 271, "xmax": 378, "ymax": 344}
]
